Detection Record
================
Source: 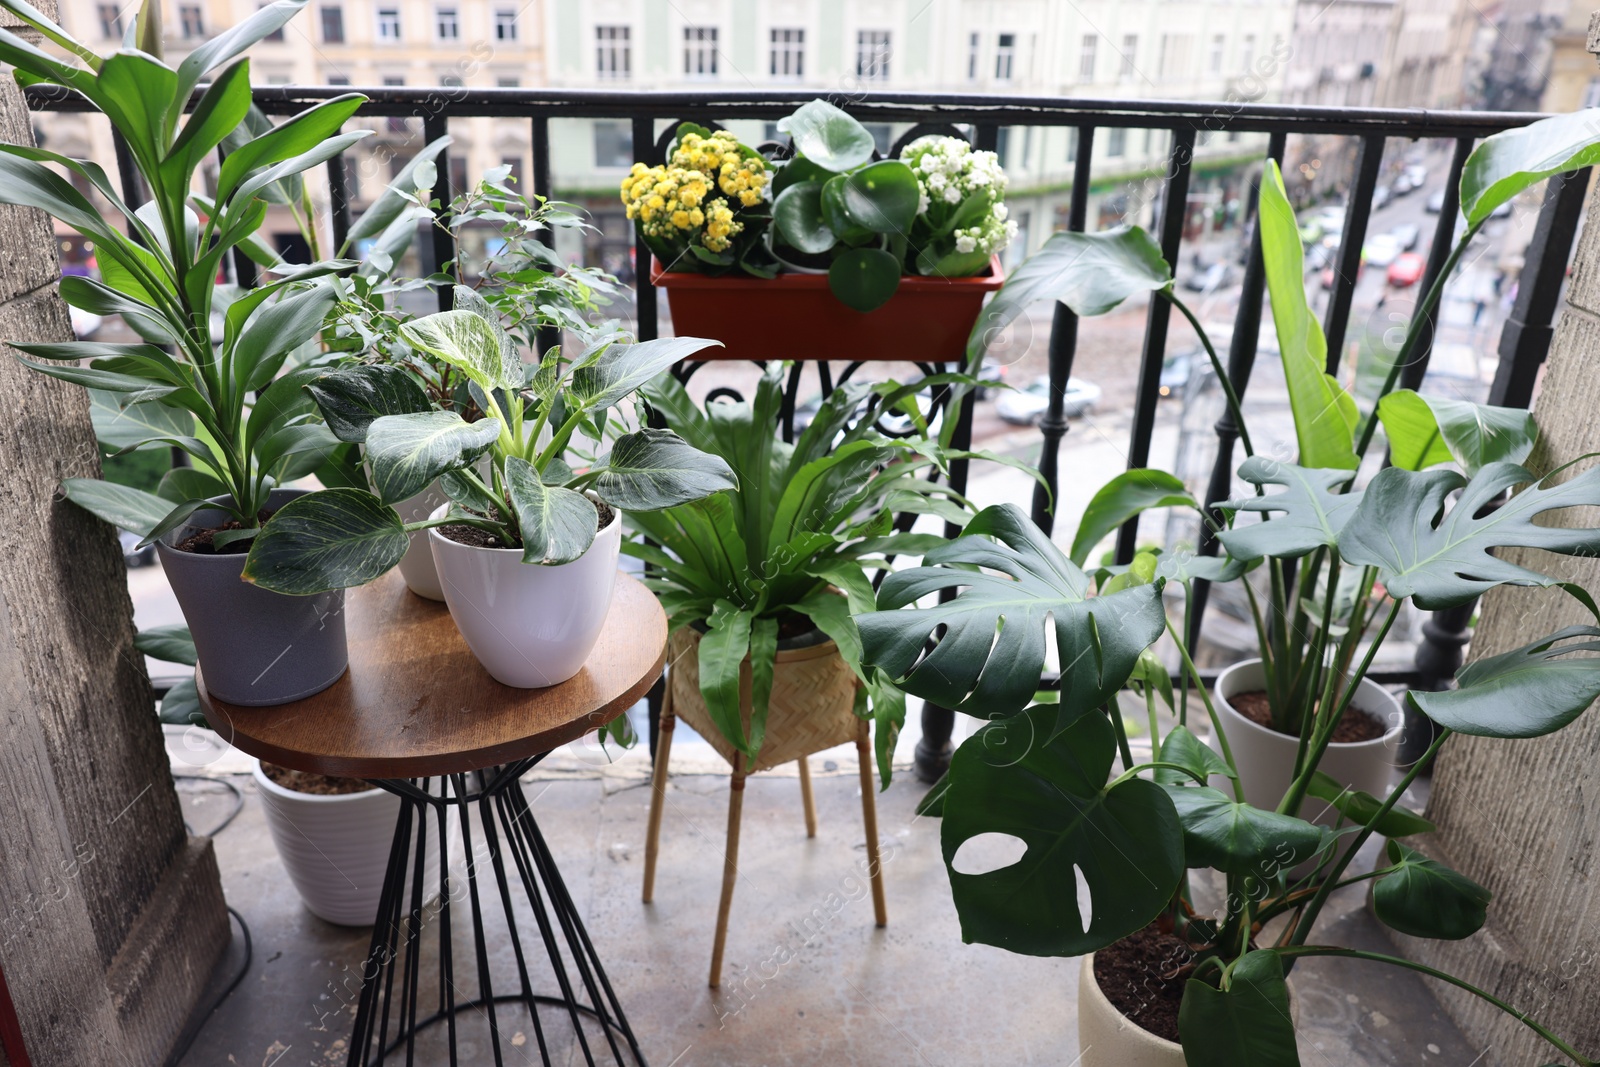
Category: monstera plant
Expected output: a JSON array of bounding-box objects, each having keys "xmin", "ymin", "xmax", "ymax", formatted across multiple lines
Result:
[{"xmin": 861, "ymin": 108, "xmax": 1600, "ymax": 1065}]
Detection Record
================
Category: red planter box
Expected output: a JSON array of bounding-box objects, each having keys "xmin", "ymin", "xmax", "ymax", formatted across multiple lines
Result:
[{"xmin": 649, "ymin": 256, "xmax": 1005, "ymax": 364}]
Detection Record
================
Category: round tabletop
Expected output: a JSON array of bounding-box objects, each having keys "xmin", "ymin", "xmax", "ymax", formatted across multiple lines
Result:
[{"xmin": 197, "ymin": 570, "xmax": 666, "ymax": 779}]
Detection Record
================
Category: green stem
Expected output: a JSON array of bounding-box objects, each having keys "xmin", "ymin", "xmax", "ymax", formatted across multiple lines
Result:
[
  {"xmin": 1275, "ymin": 945, "xmax": 1594, "ymax": 1066},
  {"xmin": 1107, "ymin": 702, "xmax": 1135, "ymax": 774},
  {"xmin": 1164, "ymin": 290, "xmax": 1254, "ymax": 457},
  {"xmin": 1165, "ymin": 618, "xmax": 1243, "ymax": 798},
  {"xmin": 1107, "ymin": 762, "xmax": 1206, "ymax": 789}
]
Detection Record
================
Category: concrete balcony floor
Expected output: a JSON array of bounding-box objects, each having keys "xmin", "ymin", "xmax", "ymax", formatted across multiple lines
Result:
[{"xmin": 171, "ymin": 737, "xmax": 1487, "ymax": 1067}]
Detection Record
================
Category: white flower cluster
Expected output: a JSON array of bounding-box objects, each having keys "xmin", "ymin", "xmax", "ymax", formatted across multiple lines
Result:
[{"xmin": 903, "ymin": 135, "xmax": 1017, "ymax": 257}]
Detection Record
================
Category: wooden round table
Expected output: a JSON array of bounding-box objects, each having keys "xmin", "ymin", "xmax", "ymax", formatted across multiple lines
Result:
[{"xmin": 199, "ymin": 570, "xmax": 665, "ymax": 1067}]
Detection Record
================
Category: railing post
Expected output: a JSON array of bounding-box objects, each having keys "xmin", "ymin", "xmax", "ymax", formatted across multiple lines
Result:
[
  {"xmin": 326, "ymin": 152, "xmax": 352, "ymax": 256},
  {"xmin": 631, "ymin": 115, "xmax": 658, "ymax": 343},
  {"xmin": 423, "ymin": 113, "xmax": 453, "ymax": 312}
]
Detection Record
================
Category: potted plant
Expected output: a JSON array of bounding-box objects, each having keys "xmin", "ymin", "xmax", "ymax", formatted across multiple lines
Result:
[
  {"xmin": 629, "ymin": 102, "xmax": 1013, "ymax": 363},
  {"xmin": 855, "ymin": 110, "xmax": 1600, "ymax": 1065},
  {"xmin": 0, "ymin": 0, "xmax": 369, "ymax": 705},
  {"xmin": 242, "ymin": 292, "xmax": 736, "ymax": 687}
]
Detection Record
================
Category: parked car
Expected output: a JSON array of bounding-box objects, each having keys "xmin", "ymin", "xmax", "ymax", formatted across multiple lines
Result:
[
  {"xmin": 1388, "ymin": 252, "xmax": 1426, "ymax": 287},
  {"xmin": 996, "ymin": 376, "xmax": 1101, "ymax": 425},
  {"xmin": 1320, "ymin": 261, "xmax": 1363, "ymax": 290},
  {"xmin": 1363, "ymin": 233, "xmax": 1403, "ymax": 268},
  {"xmin": 119, "ymin": 530, "xmax": 156, "ymax": 569},
  {"xmin": 1182, "ymin": 261, "xmax": 1235, "ymax": 293},
  {"xmin": 1404, "ymin": 163, "xmax": 1428, "ymax": 188},
  {"xmin": 1371, "ymin": 184, "xmax": 1392, "ymax": 210},
  {"xmin": 1393, "ymin": 172, "xmax": 1417, "ymax": 196},
  {"xmin": 1391, "ymin": 222, "xmax": 1422, "ymax": 251},
  {"xmin": 1425, "ymin": 189, "xmax": 1445, "ymax": 214}
]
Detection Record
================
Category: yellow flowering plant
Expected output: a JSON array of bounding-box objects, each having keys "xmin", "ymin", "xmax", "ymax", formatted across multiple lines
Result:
[{"xmin": 621, "ymin": 124, "xmax": 777, "ymax": 277}]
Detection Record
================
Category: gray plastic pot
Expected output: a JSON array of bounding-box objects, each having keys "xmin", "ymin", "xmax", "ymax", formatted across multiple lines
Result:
[{"xmin": 156, "ymin": 488, "xmax": 348, "ymax": 706}]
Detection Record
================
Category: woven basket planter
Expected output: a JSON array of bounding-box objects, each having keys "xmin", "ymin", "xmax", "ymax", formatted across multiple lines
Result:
[{"xmin": 665, "ymin": 626, "xmax": 861, "ymax": 772}]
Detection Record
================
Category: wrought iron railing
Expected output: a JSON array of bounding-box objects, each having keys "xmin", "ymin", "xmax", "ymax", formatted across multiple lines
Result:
[{"xmin": 24, "ymin": 86, "xmax": 1586, "ymax": 780}]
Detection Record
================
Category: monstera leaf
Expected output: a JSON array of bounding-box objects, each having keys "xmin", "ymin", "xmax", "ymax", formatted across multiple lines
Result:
[
  {"xmin": 1339, "ymin": 462, "xmax": 1600, "ymax": 610},
  {"xmin": 1179, "ymin": 951, "xmax": 1301, "ymax": 1067},
  {"xmin": 1217, "ymin": 458, "xmax": 1361, "ymax": 562},
  {"xmin": 1162, "ymin": 785, "xmax": 1326, "ymax": 875},
  {"xmin": 1409, "ymin": 626, "xmax": 1600, "ymax": 738},
  {"xmin": 1377, "ymin": 389, "xmax": 1538, "ymax": 476},
  {"xmin": 941, "ymin": 702, "xmax": 1184, "ymax": 956},
  {"xmin": 857, "ymin": 504, "xmax": 1166, "ymax": 719},
  {"xmin": 1371, "ymin": 841, "xmax": 1491, "ymax": 940}
]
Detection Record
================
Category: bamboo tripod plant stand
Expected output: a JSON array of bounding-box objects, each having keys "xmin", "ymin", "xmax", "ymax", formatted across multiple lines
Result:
[{"xmin": 640, "ymin": 628, "xmax": 888, "ymax": 987}]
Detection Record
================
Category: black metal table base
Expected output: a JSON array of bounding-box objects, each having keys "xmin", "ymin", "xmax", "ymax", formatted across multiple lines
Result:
[{"xmin": 347, "ymin": 757, "xmax": 648, "ymax": 1066}]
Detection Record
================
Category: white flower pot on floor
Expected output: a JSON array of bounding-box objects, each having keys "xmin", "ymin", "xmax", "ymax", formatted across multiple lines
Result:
[{"xmin": 1077, "ymin": 953, "xmax": 1185, "ymax": 1067}]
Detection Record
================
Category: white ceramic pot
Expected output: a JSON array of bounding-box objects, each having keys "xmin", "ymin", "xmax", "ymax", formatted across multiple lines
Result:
[
  {"xmin": 1077, "ymin": 954, "xmax": 1185, "ymax": 1067},
  {"xmin": 394, "ymin": 483, "xmax": 450, "ymax": 601},
  {"xmin": 1210, "ymin": 658, "xmax": 1403, "ymax": 821},
  {"xmin": 427, "ymin": 502, "xmax": 621, "ymax": 688},
  {"xmin": 253, "ymin": 763, "xmax": 439, "ymax": 926}
]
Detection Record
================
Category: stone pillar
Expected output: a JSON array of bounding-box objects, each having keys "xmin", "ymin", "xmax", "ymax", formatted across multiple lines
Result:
[
  {"xmin": 1404, "ymin": 15, "xmax": 1600, "ymax": 1065},
  {"xmin": 0, "ymin": 7, "xmax": 229, "ymax": 1065}
]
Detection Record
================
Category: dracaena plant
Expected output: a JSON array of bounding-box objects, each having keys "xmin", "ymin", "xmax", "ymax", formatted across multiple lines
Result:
[
  {"xmin": 628, "ymin": 365, "xmax": 997, "ymax": 786},
  {"xmin": 852, "ymin": 110, "xmax": 1600, "ymax": 1065},
  {"xmin": 0, "ymin": 0, "xmax": 371, "ymax": 548},
  {"xmin": 240, "ymin": 292, "xmax": 738, "ymax": 593}
]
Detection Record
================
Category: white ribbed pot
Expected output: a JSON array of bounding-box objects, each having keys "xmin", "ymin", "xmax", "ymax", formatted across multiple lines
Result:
[
  {"xmin": 253, "ymin": 763, "xmax": 439, "ymax": 926},
  {"xmin": 427, "ymin": 502, "xmax": 621, "ymax": 688},
  {"xmin": 394, "ymin": 483, "xmax": 449, "ymax": 601},
  {"xmin": 1077, "ymin": 954, "xmax": 1185, "ymax": 1066},
  {"xmin": 1210, "ymin": 658, "xmax": 1403, "ymax": 824}
]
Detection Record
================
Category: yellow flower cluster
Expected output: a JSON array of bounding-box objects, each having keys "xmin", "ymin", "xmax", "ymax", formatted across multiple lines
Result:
[
  {"xmin": 670, "ymin": 131, "xmax": 769, "ymax": 208},
  {"xmin": 621, "ymin": 163, "xmax": 743, "ymax": 252}
]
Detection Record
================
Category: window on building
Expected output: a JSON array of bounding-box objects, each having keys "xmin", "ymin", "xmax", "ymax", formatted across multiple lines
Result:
[
  {"xmin": 97, "ymin": 4, "xmax": 122, "ymax": 38},
  {"xmin": 495, "ymin": 9, "xmax": 517, "ymax": 41},
  {"xmin": 1159, "ymin": 35, "xmax": 1192, "ymax": 80},
  {"xmin": 1120, "ymin": 35, "xmax": 1137, "ymax": 81},
  {"xmin": 382, "ymin": 76, "xmax": 407, "ymax": 132},
  {"xmin": 326, "ymin": 73, "xmax": 350, "ymax": 85},
  {"xmin": 596, "ymin": 26, "xmax": 631, "ymax": 79},
  {"xmin": 994, "ymin": 33, "xmax": 1015, "ymax": 82},
  {"xmin": 1210, "ymin": 34, "xmax": 1225, "ymax": 75},
  {"xmin": 1239, "ymin": 34, "xmax": 1256, "ymax": 73},
  {"xmin": 497, "ymin": 75, "xmax": 521, "ymax": 88},
  {"xmin": 1107, "ymin": 127, "xmax": 1126, "ymax": 157},
  {"xmin": 593, "ymin": 121, "xmax": 633, "ymax": 169},
  {"xmin": 436, "ymin": 7, "xmax": 458, "ymax": 40},
  {"xmin": 377, "ymin": 7, "xmax": 401, "ymax": 41},
  {"xmin": 684, "ymin": 26, "xmax": 719, "ymax": 77},
  {"xmin": 994, "ymin": 127, "xmax": 1009, "ymax": 168},
  {"xmin": 966, "ymin": 32, "xmax": 980, "ymax": 81},
  {"xmin": 178, "ymin": 4, "xmax": 204, "ymax": 38},
  {"xmin": 449, "ymin": 156, "xmax": 468, "ymax": 195},
  {"xmin": 1078, "ymin": 35, "xmax": 1096, "ymax": 81},
  {"xmin": 857, "ymin": 30, "xmax": 891, "ymax": 82},
  {"xmin": 261, "ymin": 4, "xmax": 286, "ymax": 41},
  {"xmin": 763, "ymin": 122, "xmax": 783, "ymax": 144},
  {"xmin": 320, "ymin": 5, "xmax": 344, "ymax": 43},
  {"xmin": 440, "ymin": 73, "xmax": 463, "ymax": 88},
  {"xmin": 1585, "ymin": 77, "xmax": 1600, "ymax": 109},
  {"xmin": 770, "ymin": 28, "xmax": 804, "ymax": 79}
]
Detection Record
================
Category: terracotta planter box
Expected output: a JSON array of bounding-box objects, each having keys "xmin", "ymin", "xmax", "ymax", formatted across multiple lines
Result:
[{"xmin": 650, "ymin": 255, "xmax": 1005, "ymax": 363}]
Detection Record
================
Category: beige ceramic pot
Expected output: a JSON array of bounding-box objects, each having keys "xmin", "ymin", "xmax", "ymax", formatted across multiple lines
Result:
[{"xmin": 1077, "ymin": 954, "xmax": 1185, "ymax": 1067}]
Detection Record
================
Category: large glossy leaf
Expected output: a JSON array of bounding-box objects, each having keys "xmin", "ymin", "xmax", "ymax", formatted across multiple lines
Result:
[
  {"xmin": 771, "ymin": 180, "xmax": 832, "ymax": 254},
  {"xmin": 233, "ymin": 282, "xmax": 339, "ymax": 392},
  {"xmin": 1217, "ymin": 458, "xmax": 1360, "ymax": 562},
  {"xmin": 858, "ymin": 503, "xmax": 1166, "ymax": 719},
  {"xmin": 242, "ymin": 488, "xmax": 407, "ymax": 595},
  {"xmin": 89, "ymin": 390, "xmax": 192, "ymax": 452},
  {"xmin": 364, "ymin": 410, "xmax": 502, "ymax": 506},
  {"xmin": 304, "ymin": 364, "xmax": 432, "ymax": 443},
  {"xmin": 342, "ymin": 135, "xmax": 450, "ymax": 253},
  {"xmin": 1071, "ymin": 468, "xmax": 1197, "ymax": 566},
  {"xmin": 60, "ymin": 478, "xmax": 179, "ymax": 538},
  {"xmin": 215, "ymin": 94, "xmax": 366, "ymax": 207},
  {"xmin": 1155, "ymin": 725, "xmax": 1235, "ymax": 786},
  {"xmin": 398, "ymin": 309, "xmax": 521, "ymax": 394},
  {"xmin": 1372, "ymin": 840, "xmax": 1490, "ymax": 940},
  {"xmin": 836, "ymin": 160, "xmax": 919, "ymax": 234},
  {"xmin": 1460, "ymin": 109, "xmax": 1600, "ymax": 228},
  {"xmin": 18, "ymin": 355, "xmax": 177, "ymax": 401},
  {"xmin": 1376, "ymin": 389, "xmax": 1538, "ymax": 476},
  {"xmin": 1179, "ymin": 951, "xmax": 1301, "ymax": 1067},
  {"xmin": 158, "ymin": 677, "xmax": 205, "ymax": 726},
  {"xmin": 776, "ymin": 99, "xmax": 876, "ymax": 172},
  {"xmin": 941, "ymin": 702, "xmax": 1184, "ymax": 956},
  {"xmin": 504, "ymin": 456, "xmax": 598, "ymax": 565},
  {"xmin": 828, "ymin": 248, "xmax": 901, "ymax": 312},
  {"xmin": 1409, "ymin": 625, "xmax": 1600, "ymax": 738},
  {"xmin": 134, "ymin": 624, "xmax": 197, "ymax": 667},
  {"xmin": 1339, "ymin": 462, "xmax": 1600, "ymax": 610},
  {"xmin": 1163, "ymin": 785, "xmax": 1325, "ymax": 875},
  {"xmin": 1305, "ymin": 771, "xmax": 1435, "ymax": 836},
  {"xmin": 1259, "ymin": 162, "xmax": 1358, "ymax": 471},
  {"xmin": 698, "ymin": 601, "xmax": 757, "ymax": 755},
  {"xmin": 163, "ymin": 58, "xmax": 253, "ymax": 195},
  {"xmin": 567, "ymin": 336, "xmax": 721, "ymax": 414},
  {"xmin": 964, "ymin": 227, "xmax": 1170, "ymax": 364},
  {"xmin": 589, "ymin": 428, "xmax": 736, "ymax": 511}
]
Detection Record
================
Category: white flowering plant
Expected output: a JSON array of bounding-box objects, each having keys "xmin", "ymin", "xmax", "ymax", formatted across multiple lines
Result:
[{"xmin": 903, "ymin": 136, "xmax": 1016, "ymax": 277}]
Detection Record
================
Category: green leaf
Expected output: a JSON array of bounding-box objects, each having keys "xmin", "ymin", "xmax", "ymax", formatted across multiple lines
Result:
[
  {"xmin": 1460, "ymin": 109, "xmax": 1600, "ymax": 228},
  {"xmin": 364, "ymin": 410, "xmax": 502, "ymax": 506},
  {"xmin": 748, "ymin": 615, "xmax": 779, "ymax": 755},
  {"xmin": 158, "ymin": 466, "xmax": 229, "ymax": 504},
  {"xmin": 1339, "ymin": 462, "xmax": 1600, "ymax": 610},
  {"xmin": 135, "ymin": 624, "xmax": 197, "ymax": 667},
  {"xmin": 1179, "ymin": 951, "xmax": 1301, "ymax": 1067},
  {"xmin": 828, "ymin": 248, "xmax": 901, "ymax": 312},
  {"xmin": 242, "ymin": 488, "xmax": 408, "ymax": 595},
  {"xmin": 1217, "ymin": 458, "xmax": 1360, "ymax": 562},
  {"xmin": 304, "ymin": 364, "xmax": 432, "ymax": 444},
  {"xmin": 776, "ymin": 99, "xmax": 876, "ymax": 172},
  {"xmin": 590, "ymin": 428, "xmax": 736, "ymax": 511},
  {"xmin": 1408, "ymin": 625, "xmax": 1600, "ymax": 738},
  {"xmin": 1155, "ymin": 725, "xmax": 1234, "ymax": 786},
  {"xmin": 216, "ymin": 94, "xmax": 366, "ymax": 207},
  {"xmin": 1377, "ymin": 389, "xmax": 1538, "ymax": 476},
  {"xmin": 1163, "ymin": 785, "xmax": 1325, "ymax": 874},
  {"xmin": 175, "ymin": 0, "xmax": 308, "ymax": 108},
  {"xmin": 819, "ymin": 176, "xmax": 875, "ymax": 243},
  {"xmin": 1259, "ymin": 162, "xmax": 1358, "ymax": 470},
  {"xmin": 163, "ymin": 58, "xmax": 253, "ymax": 194},
  {"xmin": 89, "ymin": 389, "xmax": 192, "ymax": 452},
  {"xmin": 1372, "ymin": 840, "xmax": 1491, "ymax": 940},
  {"xmin": 836, "ymin": 160, "xmax": 919, "ymax": 234},
  {"xmin": 770, "ymin": 153, "xmax": 831, "ymax": 195},
  {"xmin": 233, "ymin": 281, "xmax": 338, "ymax": 392},
  {"xmin": 771, "ymin": 180, "xmax": 833, "ymax": 254},
  {"xmin": 158, "ymin": 676, "xmax": 205, "ymax": 727},
  {"xmin": 17, "ymin": 354, "xmax": 176, "ymax": 401},
  {"xmin": 503, "ymin": 456, "xmax": 598, "ymax": 565},
  {"xmin": 343, "ymin": 135, "xmax": 450, "ymax": 253},
  {"xmin": 941, "ymin": 702, "xmax": 1184, "ymax": 956},
  {"xmin": 699, "ymin": 601, "xmax": 757, "ymax": 755},
  {"xmin": 1305, "ymin": 771, "xmax": 1435, "ymax": 836},
  {"xmin": 398, "ymin": 309, "xmax": 521, "ymax": 394},
  {"xmin": 60, "ymin": 477, "xmax": 180, "ymax": 538},
  {"xmin": 858, "ymin": 503, "xmax": 1167, "ymax": 719},
  {"xmin": 1071, "ymin": 468, "xmax": 1198, "ymax": 566},
  {"xmin": 567, "ymin": 336, "xmax": 722, "ymax": 415}
]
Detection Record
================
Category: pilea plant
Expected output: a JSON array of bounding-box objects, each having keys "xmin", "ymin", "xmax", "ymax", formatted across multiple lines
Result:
[{"xmin": 854, "ymin": 110, "xmax": 1600, "ymax": 1064}]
